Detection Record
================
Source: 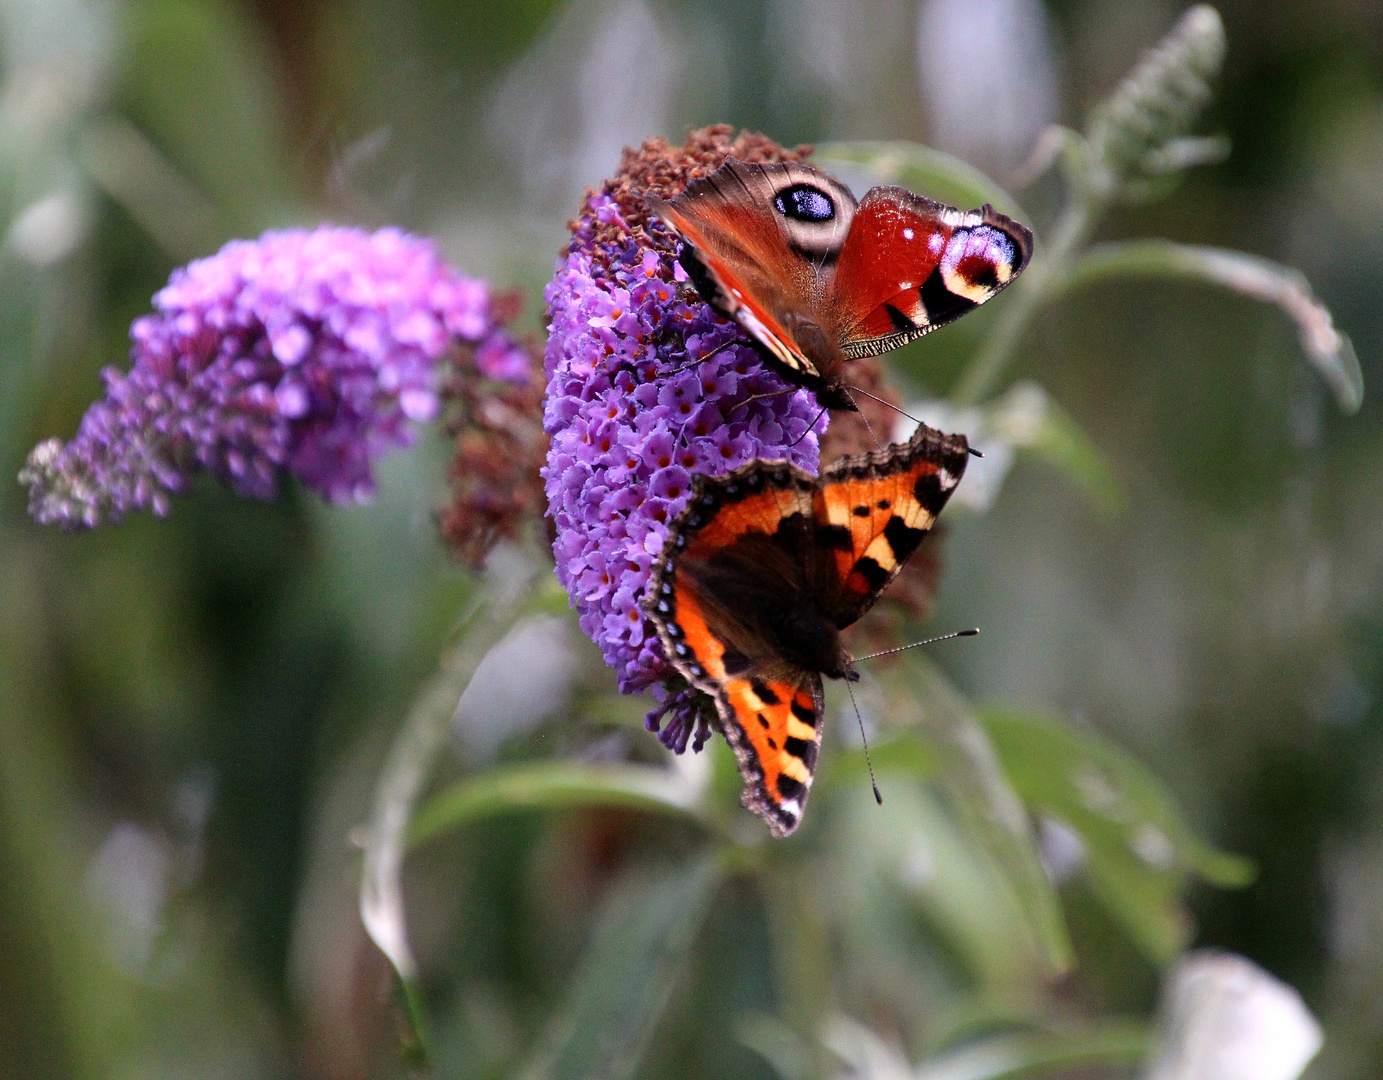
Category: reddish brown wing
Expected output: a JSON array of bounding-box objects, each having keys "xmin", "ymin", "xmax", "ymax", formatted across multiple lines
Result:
[
  {"xmin": 643, "ymin": 462, "xmax": 826, "ymax": 837},
  {"xmin": 647, "ymin": 159, "xmax": 856, "ymax": 382},
  {"xmin": 828, "ymin": 187, "xmax": 1033, "ymax": 358},
  {"xmin": 812, "ymin": 422, "xmax": 971, "ymax": 629}
]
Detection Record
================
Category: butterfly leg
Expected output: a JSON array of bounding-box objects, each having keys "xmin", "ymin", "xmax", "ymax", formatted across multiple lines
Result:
[
  {"xmin": 662, "ymin": 337, "xmax": 740, "ymax": 376},
  {"xmin": 728, "ymin": 387, "xmax": 795, "ymax": 415}
]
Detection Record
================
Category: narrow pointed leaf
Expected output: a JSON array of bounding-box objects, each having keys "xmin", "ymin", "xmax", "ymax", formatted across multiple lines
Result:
[
  {"xmin": 1055, "ymin": 240, "xmax": 1363, "ymax": 413},
  {"xmin": 408, "ymin": 760, "xmax": 709, "ymax": 847},
  {"xmin": 980, "ymin": 708, "xmax": 1253, "ymax": 963},
  {"xmin": 857, "ymin": 656, "xmax": 1075, "ymax": 976},
  {"xmin": 518, "ymin": 855, "xmax": 723, "ymax": 1080},
  {"xmin": 914, "ymin": 1021, "xmax": 1151, "ymax": 1080}
]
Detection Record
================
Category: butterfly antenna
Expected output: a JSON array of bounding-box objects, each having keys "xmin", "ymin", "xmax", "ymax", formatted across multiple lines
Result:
[
  {"xmin": 844, "ymin": 384, "xmax": 927, "ymax": 428},
  {"xmin": 843, "ymin": 674, "xmax": 883, "ymax": 805},
  {"xmin": 785, "ymin": 402, "xmax": 830, "ymax": 449},
  {"xmin": 841, "ymin": 388, "xmax": 884, "ymax": 451},
  {"xmin": 852, "ymin": 628, "xmax": 979, "ymax": 664}
]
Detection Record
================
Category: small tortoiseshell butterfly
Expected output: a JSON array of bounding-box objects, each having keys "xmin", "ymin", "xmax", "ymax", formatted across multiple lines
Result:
[
  {"xmin": 642, "ymin": 423, "xmax": 970, "ymax": 836},
  {"xmin": 647, "ymin": 158, "xmax": 1032, "ymax": 411}
]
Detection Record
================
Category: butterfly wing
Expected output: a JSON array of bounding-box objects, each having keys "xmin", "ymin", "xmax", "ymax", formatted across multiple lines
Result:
[
  {"xmin": 643, "ymin": 462, "xmax": 826, "ymax": 836},
  {"xmin": 828, "ymin": 188, "xmax": 1033, "ymax": 358},
  {"xmin": 812, "ymin": 421, "xmax": 971, "ymax": 629},
  {"xmin": 648, "ymin": 158, "xmax": 857, "ymax": 385}
]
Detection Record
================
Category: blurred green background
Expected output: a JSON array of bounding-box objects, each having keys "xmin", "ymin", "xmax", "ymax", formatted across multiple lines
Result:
[{"xmin": 1, "ymin": 1, "xmax": 1381, "ymax": 1077}]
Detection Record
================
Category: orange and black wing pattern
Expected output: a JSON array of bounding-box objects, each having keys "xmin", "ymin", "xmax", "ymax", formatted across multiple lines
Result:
[
  {"xmin": 814, "ymin": 422, "xmax": 971, "ymax": 629},
  {"xmin": 643, "ymin": 462, "xmax": 826, "ymax": 836}
]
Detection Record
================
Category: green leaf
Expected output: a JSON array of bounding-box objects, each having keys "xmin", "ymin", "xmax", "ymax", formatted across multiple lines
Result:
[
  {"xmin": 913, "ymin": 1022, "xmax": 1150, "ymax": 1080},
  {"xmin": 357, "ymin": 569, "xmax": 542, "ymax": 1059},
  {"xmin": 854, "ymin": 655, "xmax": 1075, "ymax": 977},
  {"xmin": 980, "ymin": 708, "xmax": 1253, "ymax": 963},
  {"xmin": 1054, "ymin": 240, "xmax": 1364, "ymax": 414},
  {"xmin": 409, "ymin": 760, "xmax": 710, "ymax": 846},
  {"xmin": 815, "ymin": 142, "xmax": 1027, "ymax": 219},
  {"xmin": 822, "ymin": 1014, "xmax": 1148, "ymax": 1080},
  {"xmin": 517, "ymin": 855, "xmax": 723, "ymax": 1080}
]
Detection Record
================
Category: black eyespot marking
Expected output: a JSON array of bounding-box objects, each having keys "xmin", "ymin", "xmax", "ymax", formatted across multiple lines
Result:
[
  {"xmin": 772, "ymin": 183, "xmax": 835, "ymax": 222},
  {"xmin": 914, "ymin": 472, "xmax": 943, "ymax": 505},
  {"xmin": 723, "ymin": 650, "xmax": 753, "ymax": 676},
  {"xmin": 920, "ymin": 264, "xmax": 978, "ymax": 323},
  {"xmin": 883, "ymin": 515, "xmax": 925, "ymax": 560},
  {"xmin": 876, "ymin": 499, "xmax": 891, "ymax": 510},
  {"xmin": 784, "ymin": 736, "xmax": 817, "ymax": 769},
  {"xmin": 852, "ymin": 505, "xmax": 870, "ymax": 518},
  {"xmin": 852, "ymin": 556, "xmax": 889, "ymax": 590},
  {"xmin": 767, "ymin": 737, "xmax": 778, "ymax": 749},
  {"xmin": 815, "ymin": 523, "xmax": 853, "ymax": 551},
  {"xmin": 757, "ymin": 712, "xmax": 770, "ymax": 729},
  {"xmin": 749, "ymin": 678, "xmax": 781, "ymax": 706},
  {"xmin": 777, "ymin": 775, "xmax": 806, "ymax": 800}
]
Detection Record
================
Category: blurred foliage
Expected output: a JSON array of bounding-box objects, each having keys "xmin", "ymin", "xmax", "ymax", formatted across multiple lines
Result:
[{"xmin": 1, "ymin": 1, "xmax": 1382, "ymax": 1079}]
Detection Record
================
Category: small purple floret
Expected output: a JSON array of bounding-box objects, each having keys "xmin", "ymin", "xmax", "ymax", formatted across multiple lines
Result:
[
  {"xmin": 542, "ymin": 193, "xmax": 827, "ymax": 743},
  {"xmin": 21, "ymin": 226, "xmax": 528, "ymax": 527}
]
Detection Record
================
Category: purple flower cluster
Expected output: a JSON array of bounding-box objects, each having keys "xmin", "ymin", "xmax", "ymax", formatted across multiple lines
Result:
[
  {"xmin": 21, "ymin": 226, "xmax": 528, "ymax": 527},
  {"xmin": 543, "ymin": 193, "xmax": 827, "ymax": 740}
]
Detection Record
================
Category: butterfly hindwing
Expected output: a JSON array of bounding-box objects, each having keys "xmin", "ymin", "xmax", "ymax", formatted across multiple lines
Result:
[
  {"xmin": 831, "ymin": 190, "xmax": 1033, "ymax": 359},
  {"xmin": 720, "ymin": 672, "xmax": 823, "ymax": 836}
]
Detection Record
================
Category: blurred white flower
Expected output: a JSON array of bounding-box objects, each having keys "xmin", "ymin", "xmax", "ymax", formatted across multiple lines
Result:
[
  {"xmin": 1144, "ymin": 950, "xmax": 1323, "ymax": 1080},
  {"xmin": 86, "ymin": 821, "xmax": 171, "ymax": 973},
  {"xmin": 453, "ymin": 614, "xmax": 581, "ymax": 761},
  {"xmin": 7, "ymin": 189, "xmax": 87, "ymax": 264},
  {"xmin": 915, "ymin": 0, "xmax": 1059, "ymax": 175}
]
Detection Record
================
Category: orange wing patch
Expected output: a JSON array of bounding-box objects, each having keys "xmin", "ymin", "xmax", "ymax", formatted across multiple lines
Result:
[
  {"xmin": 720, "ymin": 674, "xmax": 823, "ymax": 836},
  {"xmin": 678, "ymin": 468, "xmax": 814, "ymax": 557},
  {"xmin": 817, "ymin": 424, "xmax": 970, "ymax": 626}
]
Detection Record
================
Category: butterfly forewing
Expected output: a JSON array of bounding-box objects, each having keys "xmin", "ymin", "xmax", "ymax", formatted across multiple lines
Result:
[
  {"xmin": 813, "ymin": 423, "xmax": 971, "ymax": 628},
  {"xmin": 649, "ymin": 159, "xmax": 856, "ymax": 384}
]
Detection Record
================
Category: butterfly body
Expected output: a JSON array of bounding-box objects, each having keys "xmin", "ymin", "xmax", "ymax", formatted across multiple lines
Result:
[
  {"xmin": 649, "ymin": 159, "xmax": 1033, "ymax": 411},
  {"xmin": 643, "ymin": 423, "xmax": 970, "ymax": 835}
]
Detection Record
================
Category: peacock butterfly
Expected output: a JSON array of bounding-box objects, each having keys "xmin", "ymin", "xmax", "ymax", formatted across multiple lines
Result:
[{"xmin": 648, "ymin": 158, "xmax": 1033, "ymax": 411}]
